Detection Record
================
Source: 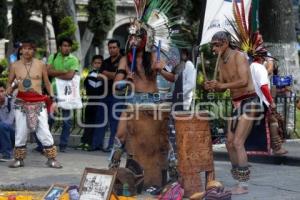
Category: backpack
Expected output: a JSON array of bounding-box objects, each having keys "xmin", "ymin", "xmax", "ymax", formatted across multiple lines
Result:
[{"xmin": 158, "ymin": 182, "xmax": 184, "ymax": 200}]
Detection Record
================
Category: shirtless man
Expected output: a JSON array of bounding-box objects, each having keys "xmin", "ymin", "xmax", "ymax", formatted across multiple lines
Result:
[
  {"xmin": 6, "ymin": 39, "xmax": 62, "ymax": 168},
  {"xmin": 108, "ymin": 27, "xmax": 174, "ymax": 168},
  {"xmin": 204, "ymin": 31, "xmax": 258, "ymax": 195}
]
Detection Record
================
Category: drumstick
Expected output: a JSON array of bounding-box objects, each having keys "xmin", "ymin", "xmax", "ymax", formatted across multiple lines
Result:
[
  {"xmin": 201, "ymin": 52, "xmax": 207, "ymax": 80},
  {"xmin": 130, "ymin": 46, "xmax": 137, "ymax": 72},
  {"xmin": 213, "ymin": 52, "xmax": 221, "ymax": 80},
  {"xmin": 157, "ymin": 40, "xmax": 161, "ymax": 61}
]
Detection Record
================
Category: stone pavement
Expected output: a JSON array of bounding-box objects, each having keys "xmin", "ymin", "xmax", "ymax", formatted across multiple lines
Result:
[{"xmin": 0, "ymin": 143, "xmax": 300, "ymax": 199}]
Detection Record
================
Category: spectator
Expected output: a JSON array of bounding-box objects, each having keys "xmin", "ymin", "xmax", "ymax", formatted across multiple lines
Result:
[
  {"xmin": 100, "ymin": 39, "xmax": 124, "ymax": 152},
  {"xmin": 47, "ymin": 37, "xmax": 80, "ymax": 152},
  {"xmin": 0, "ymin": 81, "xmax": 14, "ymax": 162},
  {"xmin": 78, "ymin": 55, "xmax": 106, "ymax": 151}
]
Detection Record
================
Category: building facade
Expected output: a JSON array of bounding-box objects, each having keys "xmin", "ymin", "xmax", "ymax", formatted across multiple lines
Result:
[{"xmin": 0, "ymin": 0, "xmax": 135, "ymax": 60}]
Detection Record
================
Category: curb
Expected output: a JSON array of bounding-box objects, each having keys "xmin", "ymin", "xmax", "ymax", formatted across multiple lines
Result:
[{"xmin": 213, "ymin": 151, "xmax": 300, "ymax": 166}]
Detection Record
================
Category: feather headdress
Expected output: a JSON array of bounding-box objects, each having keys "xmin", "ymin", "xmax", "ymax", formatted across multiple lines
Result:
[
  {"xmin": 129, "ymin": 0, "xmax": 184, "ymax": 53},
  {"xmin": 227, "ymin": 0, "xmax": 268, "ymax": 59}
]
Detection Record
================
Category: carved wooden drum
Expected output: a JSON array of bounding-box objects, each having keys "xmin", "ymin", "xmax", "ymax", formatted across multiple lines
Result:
[
  {"xmin": 125, "ymin": 103, "xmax": 170, "ymax": 188},
  {"xmin": 174, "ymin": 112, "xmax": 215, "ymax": 197}
]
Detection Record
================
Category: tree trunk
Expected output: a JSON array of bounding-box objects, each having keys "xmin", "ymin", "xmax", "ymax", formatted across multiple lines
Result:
[
  {"xmin": 64, "ymin": 0, "xmax": 83, "ymax": 69},
  {"xmin": 259, "ymin": 0, "xmax": 300, "ymax": 95},
  {"xmin": 81, "ymin": 28, "xmax": 94, "ymax": 61},
  {"xmin": 42, "ymin": 9, "xmax": 50, "ymax": 57}
]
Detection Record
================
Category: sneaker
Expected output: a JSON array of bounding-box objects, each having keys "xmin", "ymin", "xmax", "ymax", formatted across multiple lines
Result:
[
  {"xmin": 75, "ymin": 143, "xmax": 85, "ymax": 150},
  {"xmin": 0, "ymin": 157, "xmax": 13, "ymax": 162},
  {"xmin": 82, "ymin": 144, "xmax": 91, "ymax": 151},
  {"xmin": 59, "ymin": 146, "xmax": 67, "ymax": 153}
]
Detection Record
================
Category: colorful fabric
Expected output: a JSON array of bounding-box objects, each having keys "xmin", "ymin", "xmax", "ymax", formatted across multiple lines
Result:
[
  {"xmin": 16, "ymin": 91, "xmax": 47, "ymax": 132},
  {"xmin": 158, "ymin": 182, "xmax": 184, "ymax": 200}
]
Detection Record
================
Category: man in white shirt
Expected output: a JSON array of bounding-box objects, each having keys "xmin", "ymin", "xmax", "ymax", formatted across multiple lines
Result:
[
  {"xmin": 170, "ymin": 49, "xmax": 196, "ymax": 111},
  {"xmin": 249, "ymin": 56, "xmax": 287, "ymax": 155}
]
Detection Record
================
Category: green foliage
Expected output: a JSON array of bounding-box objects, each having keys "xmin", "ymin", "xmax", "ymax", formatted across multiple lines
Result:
[
  {"xmin": 57, "ymin": 16, "xmax": 78, "ymax": 51},
  {"xmin": 0, "ymin": 58, "xmax": 8, "ymax": 68},
  {"xmin": 0, "ymin": 0, "xmax": 8, "ymax": 39},
  {"xmin": 87, "ymin": 0, "xmax": 116, "ymax": 43},
  {"xmin": 0, "ymin": 58, "xmax": 8, "ymax": 79},
  {"xmin": 12, "ymin": 0, "xmax": 31, "ymax": 42}
]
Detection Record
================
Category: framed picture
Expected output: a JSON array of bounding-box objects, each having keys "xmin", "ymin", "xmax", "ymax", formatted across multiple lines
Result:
[
  {"xmin": 79, "ymin": 168, "xmax": 117, "ymax": 200},
  {"xmin": 42, "ymin": 184, "xmax": 68, "ymax": 200}
]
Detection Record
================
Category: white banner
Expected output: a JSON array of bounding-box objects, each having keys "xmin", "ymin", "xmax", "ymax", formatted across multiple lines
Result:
[{"xmin": 200, "ymin": 0, "xmax": 252, "ymax": 45}]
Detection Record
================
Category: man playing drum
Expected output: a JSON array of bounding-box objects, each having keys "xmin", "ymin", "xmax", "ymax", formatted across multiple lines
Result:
[{"xmin": 204, "ymin": 31, "xmax": 259, "ymax": 195}]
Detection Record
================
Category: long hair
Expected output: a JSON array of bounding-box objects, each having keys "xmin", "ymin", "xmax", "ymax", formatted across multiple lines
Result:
[{"xmin": 127, "ymin": 49, "xmax": 154, "ymax": 80}]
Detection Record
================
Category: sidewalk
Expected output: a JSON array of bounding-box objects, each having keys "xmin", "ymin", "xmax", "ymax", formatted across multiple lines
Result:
[{"xmin": 0, "ymin": 143, "xmax": 300, "ymax": 199}]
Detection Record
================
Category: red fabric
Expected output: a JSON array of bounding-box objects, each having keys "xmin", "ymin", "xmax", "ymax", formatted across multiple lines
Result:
[
  {"xmin": 17, "ymin": 91, "xmax": 52, "ymax": 113},
  {"xmin": 260, "ymin": 84, "xmax": 273, "ymax": 105},
  {"xmin": 232, "ymin": 93, "xmax": 257, "ymax": 102}
]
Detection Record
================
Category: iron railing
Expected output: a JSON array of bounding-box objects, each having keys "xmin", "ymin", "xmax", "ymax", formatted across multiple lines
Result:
[{"xmin": 50, "ymin": 96, "xmax": 298, "ymax": 139}]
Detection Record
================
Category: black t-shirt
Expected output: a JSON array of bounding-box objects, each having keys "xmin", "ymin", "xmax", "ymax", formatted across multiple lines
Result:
[
  {"xmin": 84, "ymin": 69, "xmax": 105, "ymax": 101},
  {"xmin": 102, "ymin": 55, "xmax": 122, "ymax": 95}
]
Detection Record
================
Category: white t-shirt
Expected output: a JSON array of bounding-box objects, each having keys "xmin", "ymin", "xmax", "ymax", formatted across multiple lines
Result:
[
  {"xmin": 182, "ymin": 60, "xmax": 196, "ymax": 110},
  {"xmin": 250, "ymin": 62, "xmax": 270, "ymax": 106}
]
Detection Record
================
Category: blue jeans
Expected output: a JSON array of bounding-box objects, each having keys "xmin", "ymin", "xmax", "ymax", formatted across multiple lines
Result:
[
  {"xmin": 49, "ymin": 109, "xmax": 72, "ymax": 148},
  {"xmin": 90, "ymin": 104, "xmax": 107, "ymax": 150},
  {"xmin": 93, "ymin": 95, "xmax": 124, "ymax": 149},
  {"xmin": 126, "ymin": 92, "xmax": 171, "ymax": 104},
  {"xmin": 0, "ymin": 122, "xmax": 15, "ymax": 158}
]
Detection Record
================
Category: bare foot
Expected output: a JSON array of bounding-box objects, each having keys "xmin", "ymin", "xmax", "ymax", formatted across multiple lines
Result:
[
  {"xmin": 274, "ymin": 148, "xmax": 288, "ymax": 155},
  {"xmin": 231, "ymin": 186, "xmax": 248, "ymax": 195}
]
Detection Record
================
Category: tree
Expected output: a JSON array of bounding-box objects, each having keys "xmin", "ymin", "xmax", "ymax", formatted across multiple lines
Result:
[
  {"xmin": 12, "ymin": 0, "xmax": 31, "ymax": 42},
  {"xmin": 259, "ymin": 0, "xmax": 300, "ymax": 94},
  {"xmin": 87, "ymin": 0, "xmax": 116, "ymax": 44},
  {"xmin": 0, "ymin": 0, "xmax": 8, "ymax": 39},
  {"xmin": 57, "ymin": 16, "xmax": 78, "ymax": 51}
]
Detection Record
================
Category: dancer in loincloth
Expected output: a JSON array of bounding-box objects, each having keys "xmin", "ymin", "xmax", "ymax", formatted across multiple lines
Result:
[
  {"xmin": 6, "ymin": 39, "xmax": 62, "ymax": 168},
  {"xmin": 204, "ymin": 31, "xmax": 258, "ymax": 195}
]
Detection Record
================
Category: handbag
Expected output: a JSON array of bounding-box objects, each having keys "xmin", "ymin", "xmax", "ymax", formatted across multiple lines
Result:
[{"xmin": 55, "ymin": 74, "xmax": 83, "ymax": 109}]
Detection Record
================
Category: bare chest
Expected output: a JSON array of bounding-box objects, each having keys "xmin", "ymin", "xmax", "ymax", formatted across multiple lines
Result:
[
  {"xmin": 15, "ymin": 64, "xmax": 43, "ymax": 80},
  {"xmin": 219, "ymin": 60, "xmax": 239, "ymax": 83}
]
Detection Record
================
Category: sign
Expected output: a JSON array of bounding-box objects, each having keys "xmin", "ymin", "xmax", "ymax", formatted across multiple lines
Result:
[{"xmin": 200, "ymin": 0, "xmax": 251, "ymax": 45}]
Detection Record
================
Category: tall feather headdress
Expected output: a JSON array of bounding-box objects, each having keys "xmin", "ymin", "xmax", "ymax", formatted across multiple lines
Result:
[
  {"xmin": 227, "ymin": 0, "xmax": 268, "ymax": 59},
  {"xmin": 129, "ymin": 0, "xmax": 186, "ymax": 53}
]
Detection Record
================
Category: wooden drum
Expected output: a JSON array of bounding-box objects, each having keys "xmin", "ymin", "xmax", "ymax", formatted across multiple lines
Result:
[
  {"xmin": 125, "ymin": 103, "xmax": 170, "ymax": 188},
  {"xmin": 174, "ymin": 112, "xmax": 215, "ymax": 197}
]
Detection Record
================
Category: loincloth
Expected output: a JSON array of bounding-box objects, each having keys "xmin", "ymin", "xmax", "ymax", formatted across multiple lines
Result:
[
  {"xmin": 15, "ymin": 91, "xmax": 48, "ymax": 132},
  {"xmin": 230, "ymin": 93, "xmax": 261, "ymax": 133}
]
